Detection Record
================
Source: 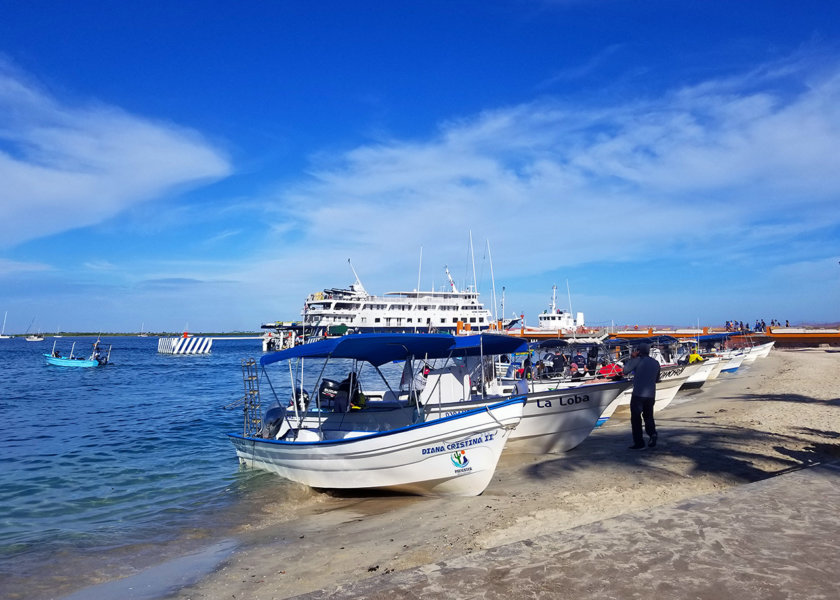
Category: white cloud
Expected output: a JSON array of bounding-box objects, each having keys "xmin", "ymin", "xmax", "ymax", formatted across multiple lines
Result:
[
  {"xmin": 0, "ymin": 64, "xmax": 232, "ymax": 248},
  {"xmin": 222, "ymin": 56, "xmax": 840, "ymax": 323},
  {"xmin": 0, "ymin": 257, "xmax": 50, "ymax": 276}
]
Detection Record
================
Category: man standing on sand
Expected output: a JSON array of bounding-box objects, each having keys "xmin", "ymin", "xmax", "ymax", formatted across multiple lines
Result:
[{"xmin": 622, "ymin": 343, "xmax": 661, "ymax": 449}]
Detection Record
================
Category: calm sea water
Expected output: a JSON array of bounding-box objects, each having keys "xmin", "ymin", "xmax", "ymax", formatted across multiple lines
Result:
[{"xmin": 0, "ymin": 335, "xmax": 312, "ymax": 599}]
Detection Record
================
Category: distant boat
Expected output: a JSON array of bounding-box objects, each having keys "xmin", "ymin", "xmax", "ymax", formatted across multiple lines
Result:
[
  {"xmin": 138, "ymin": 322, "xmax": 148, "ymax": 337},
  {"xmin": 54, "ymin": 327, "xmax": 62, "ymax": 338},
  {"xmin": 0, "ymin": 311, "xmax": 9, "ymax": 339},
  {"xmin": 23, "ymin": 317, "xmax": 44, "ymax": 341},
  {"xmin": 45, "ymin": 340, "xmax": 111, "ymax": 367}
]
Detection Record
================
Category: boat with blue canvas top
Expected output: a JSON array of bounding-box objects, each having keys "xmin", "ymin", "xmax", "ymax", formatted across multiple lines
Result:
[{"xmin": 229, "ymin": 332, "xmax": 526, "ymax": 496}]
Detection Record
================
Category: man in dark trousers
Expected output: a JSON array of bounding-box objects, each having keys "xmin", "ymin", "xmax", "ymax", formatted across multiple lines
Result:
[{"xmin": 622, "ymin": 343, "xmax": 660, "ymax": 449}]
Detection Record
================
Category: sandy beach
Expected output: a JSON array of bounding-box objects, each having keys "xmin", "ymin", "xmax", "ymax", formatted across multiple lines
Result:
[
  {"xmin": 145, "ymin": 347, "xmax": 840, "ymax": 600},
  {"xmin": 48, "ymin": 347, "xmax": 838, "ymax": 600}
]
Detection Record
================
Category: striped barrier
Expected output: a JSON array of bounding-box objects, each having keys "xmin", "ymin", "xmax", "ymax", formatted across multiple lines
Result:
[{"xmin": 157, "ymin": 336, "xmax": 213, "ymax": 354}]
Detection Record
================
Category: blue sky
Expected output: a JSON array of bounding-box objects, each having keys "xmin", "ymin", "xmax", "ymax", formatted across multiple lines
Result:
[{"xmin": 1, "ymin": 1, "xmax": 839, "ymax": 334}]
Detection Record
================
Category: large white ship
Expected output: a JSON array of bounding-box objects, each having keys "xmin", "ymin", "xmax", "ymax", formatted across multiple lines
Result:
[{"xmin": 302, "ymin": 265, "xmax": 500, "ymax": 338}]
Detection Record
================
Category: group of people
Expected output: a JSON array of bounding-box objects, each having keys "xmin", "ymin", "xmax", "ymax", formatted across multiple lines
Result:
[
  {"xmin": 726, "ymin": 318, "xmax": 789, "ymax": 333},
  {"xmin": 521, "ymin": 348, "xmax": 600, "ymax": 380}
]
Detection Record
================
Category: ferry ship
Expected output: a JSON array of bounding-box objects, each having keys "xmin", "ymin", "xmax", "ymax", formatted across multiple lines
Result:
[{"xmin": 303, "ymin": 266, "xmax": 503, "ymax": 337}]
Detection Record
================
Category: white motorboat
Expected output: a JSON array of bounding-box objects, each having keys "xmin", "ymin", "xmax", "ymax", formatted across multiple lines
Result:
[
  {"xmin": 719, "ymin": 350, "xmax": 746, "ymax": 373},
  {"xmin": 751, "ymin": 341, "xmax": 775, "ymax": 358},
  {"xmin": 256, "ymin": 333, "xmax": 631, "ymax": 457},
  {"xmin": 229, "ymin": 333, "xmax": 526, "ymax": 497},
  {"xmin": 530, "ymin": 284, "xmax": 584, "ymax": 334},
  {"xmin": 681, "ymin": 357, "xmax": 719, "ymax": 389},
  {"xmin": 599, "ymin": 361, "xmax": 701, "ymax": 422},
  {"xmin": 413, "ymin": 346, "xmax": 631, "ymax": 454}
]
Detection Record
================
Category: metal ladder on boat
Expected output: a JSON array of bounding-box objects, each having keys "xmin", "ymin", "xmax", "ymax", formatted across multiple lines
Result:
[{"xmin": 239, "ymin": 358, "xmax": 262, "ymax": 436}]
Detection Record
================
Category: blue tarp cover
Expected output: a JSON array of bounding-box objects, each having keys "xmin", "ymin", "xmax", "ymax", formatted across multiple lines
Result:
[
  {"xmin": 696, "ymin": 333, "xmax": 734, "ymax": 342},
  {"xmin": 260, "ymin": 332, "xmax": 528, "ymax": 367}
]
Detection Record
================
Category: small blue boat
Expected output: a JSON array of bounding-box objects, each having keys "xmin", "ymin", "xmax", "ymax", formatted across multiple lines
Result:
[{"xmin": 44, "ymin": 340, "xmax": 111, "ymax": 367}]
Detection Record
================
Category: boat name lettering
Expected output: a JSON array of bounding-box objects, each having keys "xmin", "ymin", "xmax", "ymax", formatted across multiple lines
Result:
[
  {"xmin": 446, "ymin": 436, "xmax": 484, "ymax": 451},
  {"xmin": 536, "ymin": 394, "xmax": 590, "ymax": 409},
  {"xmin": 660, "ymin": 366, "xmax": 685, "ymax": 378},
  {"xmin": 421, "ymin": 436, "xmax": 484, "ymax": 456}
]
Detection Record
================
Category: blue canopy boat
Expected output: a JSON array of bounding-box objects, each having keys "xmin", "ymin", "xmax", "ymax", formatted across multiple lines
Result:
[
  {"xmin": 228, "ymin": 332, "xmax": 529, "ymax": 496},
  {"xmin": 45, "ymin": 340, "xmax": 111, "ymax": 367}
]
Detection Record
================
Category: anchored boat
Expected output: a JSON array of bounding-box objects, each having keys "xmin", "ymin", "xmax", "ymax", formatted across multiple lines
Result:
[{"xmin": 45, "ymin": 339, "xmax": 111, "ymax": 367}]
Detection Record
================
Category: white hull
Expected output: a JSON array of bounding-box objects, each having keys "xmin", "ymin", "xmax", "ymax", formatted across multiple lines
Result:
[
  {"xmin": 229, "ymin": 398, "xmax": 524, "ymax": 497},
  {"xmin": 600, "ymin": 363, "xmax": 702, "ymax": 419},
  {"xmin": 422, "ymin": 379, "xmax": 631, "ymax": 454},
  {"xmin": 681, "ymin": 358, "xmax": 719, "ymax": 389},
  {"xmin": 741, "ymin": 347, "xmax": 759, "ymax": 363},
  {"xmin": 706, "ymin": 357, "xmax": 728, "ymax": 380},
  {"xmin": 751, "ymin": 341, "xmax": 775, "ymax": 358},
  {"xmin": 506, "ymin": 380, "xmax": 630, "ymax": 453},
  {"xmin": 720, "ymin": 351, "xmax": 746, "ymax": 373}
]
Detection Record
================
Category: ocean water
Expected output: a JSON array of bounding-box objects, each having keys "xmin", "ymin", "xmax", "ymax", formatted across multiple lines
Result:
[{"xmin": 0, "ymin": 335, "xmax": 311, "ymax": 599}]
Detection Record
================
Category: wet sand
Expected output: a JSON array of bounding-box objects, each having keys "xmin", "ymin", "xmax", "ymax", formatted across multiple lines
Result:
[{"xmin": 60, "ymin": 348, "xmax": 840, "ymax": 600}]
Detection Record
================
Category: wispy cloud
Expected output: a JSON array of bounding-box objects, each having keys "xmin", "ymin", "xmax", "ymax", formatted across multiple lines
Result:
[
  {"xmin": 0, "ymin": 257, "xmax": 50, "ymax": 276},
  {"xmin": 249, "ymin": 55, "xmax": 840, "ymax": 291},
  {"xmin": 0, "ymin": 61, "xmax": 232, "ymax": 248}
]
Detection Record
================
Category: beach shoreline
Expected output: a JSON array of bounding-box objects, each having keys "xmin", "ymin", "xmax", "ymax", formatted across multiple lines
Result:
[{"xmin": 46, "ymin": 348, "xmax": 840, "ymax": 600}]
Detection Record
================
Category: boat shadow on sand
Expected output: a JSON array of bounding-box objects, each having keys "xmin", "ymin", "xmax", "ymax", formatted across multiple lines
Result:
[
  {"xmin": 730, "ymin": 391, "xmax": 840, "ymax": 406},
  {"xmin": 522, "ymin": 396, "xmax": 840, "ymax": 486}
]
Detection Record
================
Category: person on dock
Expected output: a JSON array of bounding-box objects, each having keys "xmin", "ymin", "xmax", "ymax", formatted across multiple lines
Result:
[{"xmin": 622, "ymin": 343, "xmax": 661, "ymax": 450}]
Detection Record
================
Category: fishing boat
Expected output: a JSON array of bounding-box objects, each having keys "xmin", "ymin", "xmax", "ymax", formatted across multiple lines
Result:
[
  {"xmin": 507, "ymin": 284, "xmax": 587, "ymax": 341},
  {"xmin": 597, "ymin": 337, "xmax": 703, "ymax": 422},
  {"xmin": 45, "ymin": 340, "xmax": 111, "ymax": 367},
  {"xmin": 399, "ymin": 335, "xmax": 631, "ymax": 454},
  {"xmin": 229, "ymin": 333, "xmax": 526, "ymax": 496},
  {"xmin": 719, "ymin": 349, "xmax": 746, "ymax": 373}
]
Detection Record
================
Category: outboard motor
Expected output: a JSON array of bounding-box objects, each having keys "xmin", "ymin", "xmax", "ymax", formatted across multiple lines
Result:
[
  {"xmin": 318, "ymin": 379, "xmax": 341, "ymax": 408},
  {"xmin": 262, "ymin": 403, "xmax": 288, "ymax": 439}
]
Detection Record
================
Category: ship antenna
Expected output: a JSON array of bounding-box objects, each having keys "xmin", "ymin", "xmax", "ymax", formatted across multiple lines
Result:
[
  {"xmin": 487, "ymin": 240, "xmax": 498, "ymax": 323},
  {"xmin": 347, "ymin": 258, "xmax": 367, "ymax": 294},
  {"xmin": 445, "ymin": 265, "xmax": 458, "ymax": 293},
  {"xmin": 417, "ymin": 246, "xmax": 423, "ymax": 292},
  {"xmin": 469, "ymin": 230, "xmax": 477, "ymax": 294}
]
